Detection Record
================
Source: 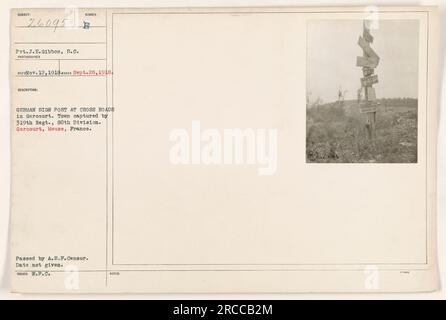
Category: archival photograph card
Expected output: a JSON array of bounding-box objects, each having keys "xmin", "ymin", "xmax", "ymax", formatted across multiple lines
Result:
[{"xmin": 10, "ymin": 6, "xmax": 439, "ymax": 293}]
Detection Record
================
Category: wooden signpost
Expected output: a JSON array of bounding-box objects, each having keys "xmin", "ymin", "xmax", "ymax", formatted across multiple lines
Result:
[{"xmin": 356, "ymin": 21, "xmax": 379, "ymax": 139}]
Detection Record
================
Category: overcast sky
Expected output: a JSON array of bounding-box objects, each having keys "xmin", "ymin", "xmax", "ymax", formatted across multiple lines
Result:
[{"xmin": 307, "ymin": 19, "xmax": 419, "ymax": 103}]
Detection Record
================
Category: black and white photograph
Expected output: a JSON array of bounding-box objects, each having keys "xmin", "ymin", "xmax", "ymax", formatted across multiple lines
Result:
[{"xmin": 306, "ymin": 19, "xmax": 419, "ymax": 163}]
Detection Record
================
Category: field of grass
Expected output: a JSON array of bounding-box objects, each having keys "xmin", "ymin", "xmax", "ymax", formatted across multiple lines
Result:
[{"xmin": 306, "ymin": 99, "xmax": 418, "ymax": 163}]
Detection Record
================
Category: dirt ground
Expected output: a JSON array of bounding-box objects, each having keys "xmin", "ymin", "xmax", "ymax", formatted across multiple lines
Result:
[{"xmin": 306, "ymin": 99, "xmax": 418, "ymax": 163}]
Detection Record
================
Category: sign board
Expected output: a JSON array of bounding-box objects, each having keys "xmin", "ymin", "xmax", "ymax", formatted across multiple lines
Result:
[
  {"xmin": 361, "ymin": 74, "xmax": 378, "ymax": 87},
  {"xmin": 362, "ymin": 67, "xmax": 374, "ymax": 76},
  {"xmin": 363, "ymin": 28, "xmax": 374, "ymax": 43},
  {"xmin": 360, "ymin": 103, "xmax": 378, "ymax": 113},
  {"xmin": 356, "ymin": 56, "xmax": 378, "ymax": 68},
  {"xmin": 358, "ymin": 36, "xmax": 380, "ymax": 61}
]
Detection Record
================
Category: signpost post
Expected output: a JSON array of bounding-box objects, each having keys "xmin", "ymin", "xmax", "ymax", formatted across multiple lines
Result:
[{"xmin": 356, "ymin": 21, "xmax": 379, "ymax": 139}]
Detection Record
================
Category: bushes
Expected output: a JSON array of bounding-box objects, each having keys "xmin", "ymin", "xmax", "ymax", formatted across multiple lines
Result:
[{"xmin": 306, "ymin": 103, "xmax": 417, "ymax": 163}]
